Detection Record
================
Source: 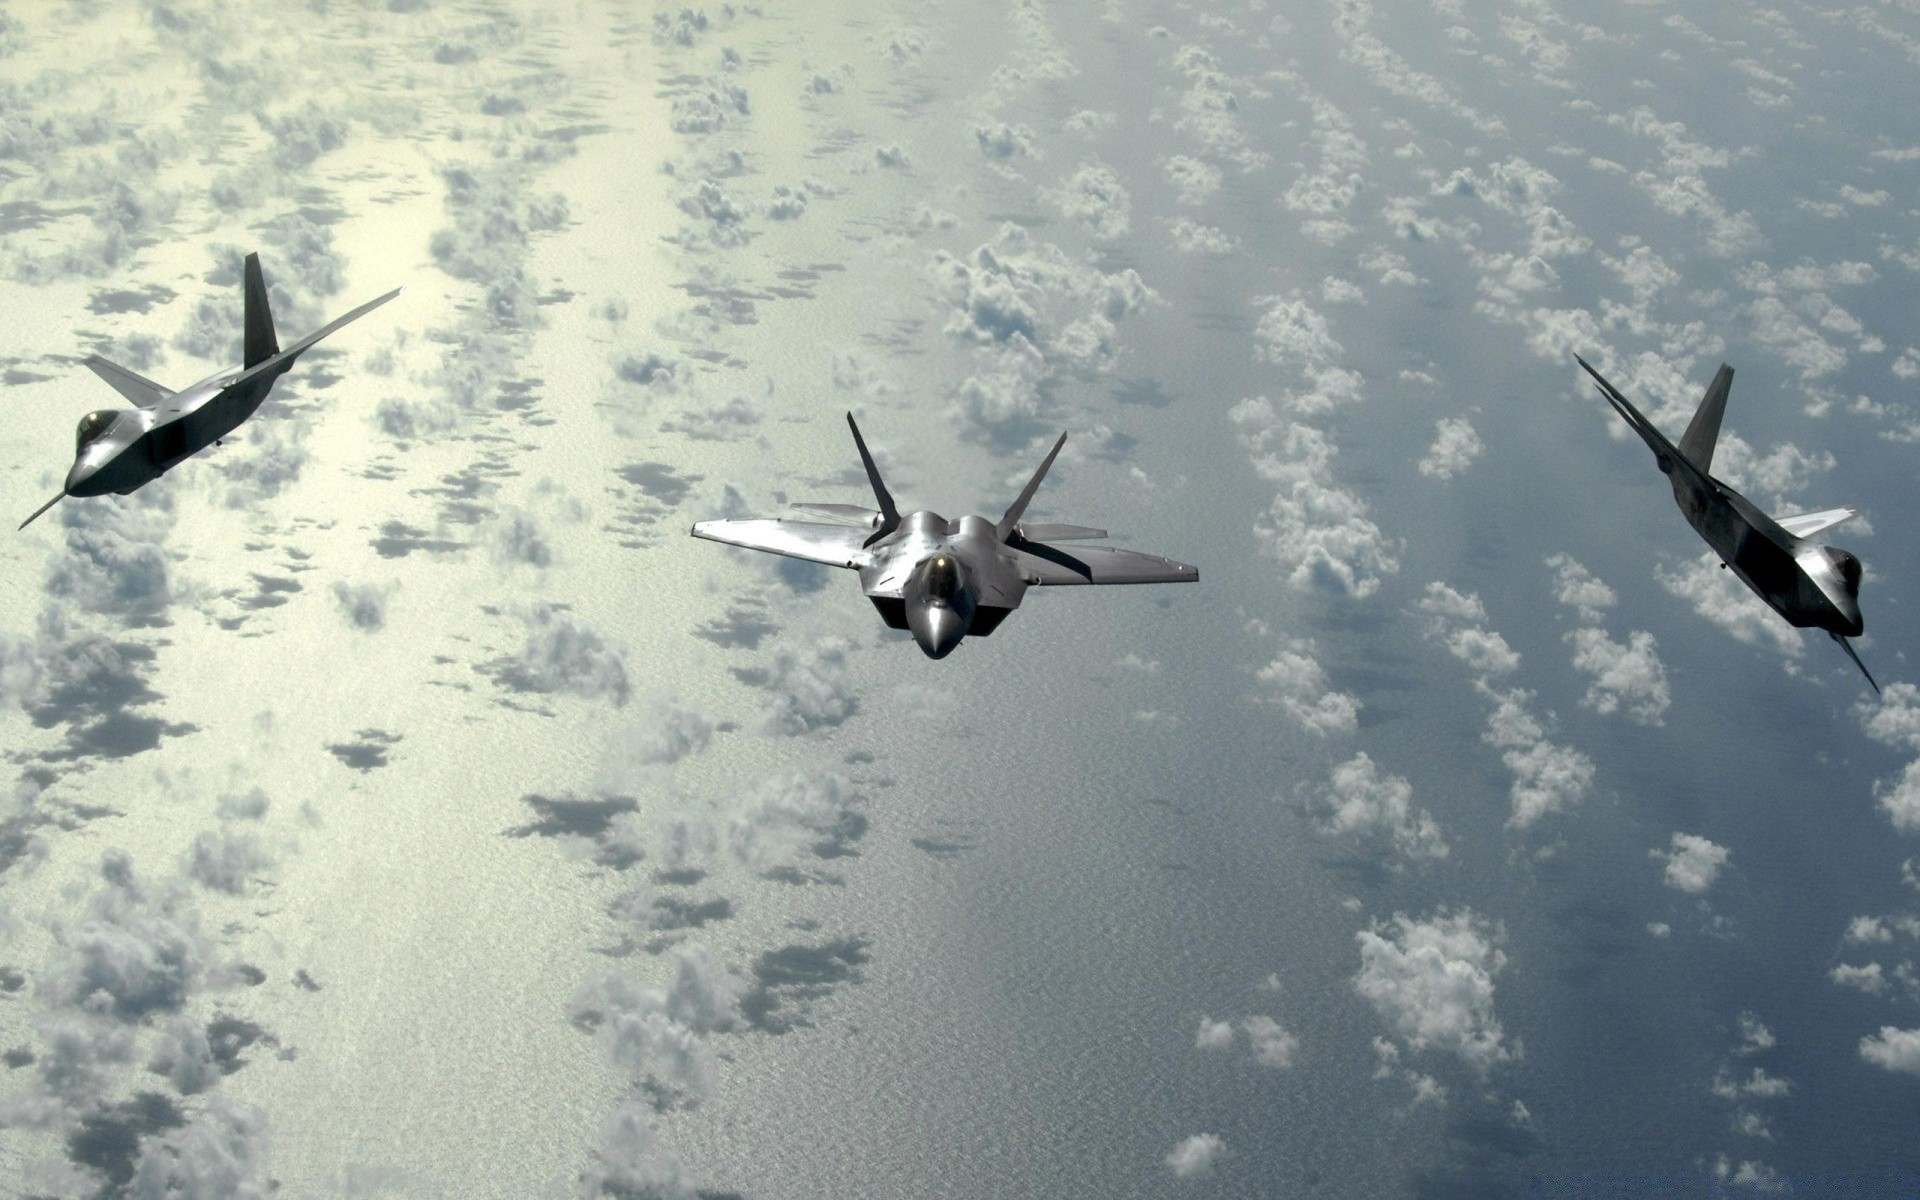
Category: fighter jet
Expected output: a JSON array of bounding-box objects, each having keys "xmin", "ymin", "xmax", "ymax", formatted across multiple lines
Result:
[
  {"xmin": 1576, "ymin": 354, "xmax": 1878, "ymax": 693},
  {"xmin": 691, "ymin": 415, "xmax": 1198, "ymax": 658},
  {"xmin": 19, "ymin": 253, "xmax": 399, "ymax": 529}
]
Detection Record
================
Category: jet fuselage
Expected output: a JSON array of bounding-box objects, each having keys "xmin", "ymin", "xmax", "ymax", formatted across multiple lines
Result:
[
  {"xmin": 1660, "ymin": 459, "xmax": 1863, "ymax": 638},
  {"xmin": 65, "ymin": 363, "xmax": 290, "ymax": 498},
  {"xmin": 857, "ymin": 511, "xmax": 1028, "ymax": 658}
]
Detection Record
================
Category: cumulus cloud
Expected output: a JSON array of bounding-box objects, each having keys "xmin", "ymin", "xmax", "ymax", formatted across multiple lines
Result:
[
  {"xmin": 1165, "ymin": 1133, "xmax": 1226, "ymax": 1178},
  {"xmin": 331, "ymin": 581, "xmax": 395, "ymax": 631},
  {"xmin": 1243, "ymin": 1016, "xmax": 1298, "ymax": 1069},
  {"xmin": 1307, "ymin": 753, "xmax": 1448, "ymax": 866},
  {"xmin": 1195, "ymin": 1017, "xmax": 1234, "ymax": 1050},
  {"xmin": 1656, "ymin": 553, "xmax": 1804, "ymax": 662},
  {"xmin": 1162, "ymin": 154, "xmax": 1221, "ymax": 205},
  {"xmin": 1230, "ymin": 400, "xmax": 1399, "ymax": 597},
  {"xmin": 732, "ymin": 638, "xmax": 856, "ymax": 735},
  {"xmin": 727, "ymin": 771, "xmax": 860, "ymax": 872},
  {"xmin": 1354, "ymin": 909, "xmax": 1516, "ymax": 1076},
  {"xmin": 1417, "ymin": 416, "xmax": 1483, "ymax": 480},
  {"xmin": 1653, "ymin": 833, "xmax": 1730, "ymax": 894},
  {"xmin": 1419, "ymin": 583, "xmax": 1593, "ymax": 828},
  {"xmin": 1860, "ymin": 1026, "xmax": 1920, "ymax": 1075},
  {"xmin": 1253, "ymin": 640, "xmax": 1360, "ymax": 736},
  {"xmin": 1568, "ymin": 627, "xmax": 1671, "ymax": 725},
  {"xmin": 1545, "ymin": 554, "xmax": 1617, "ymax": 624},
  {"xmin": 490, "ymin": 604, "xmax": 631, "ymax": 705}
]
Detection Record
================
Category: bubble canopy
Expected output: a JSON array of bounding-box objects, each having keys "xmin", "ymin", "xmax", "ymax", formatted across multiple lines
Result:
[{"xmin": 75, "ymin": 409, "xmax": 119, "ymax": 455}]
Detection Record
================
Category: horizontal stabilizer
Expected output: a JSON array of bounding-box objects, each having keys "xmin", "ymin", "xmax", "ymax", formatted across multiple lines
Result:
[
  {"xmin": 1774, "ymin": 507, "xmax": 1858, "ymax": 539},
  {"xmin": 1014, "ymin": 523, "xmax": 1106, "ymax": 542},
  {"xmin": 791, "ymin": 502, "xmax": 881, "ymax": 527},
  {"xmin": 85, "ymin": 355, "xmax": 172, "ymax": 409},
  {"xmin": 691, "ymin": 518, "xmax": 872, "ymax": 569}
]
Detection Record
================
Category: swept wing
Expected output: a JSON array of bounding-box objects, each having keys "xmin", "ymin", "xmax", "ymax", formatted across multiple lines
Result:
[
  {"xmin": 691, "ymin": 518, "xmax": 872, "ymax": 569},
  {"xmin": 1008, "ymin": 541, "xmax": 1198, "ymax": 586}
]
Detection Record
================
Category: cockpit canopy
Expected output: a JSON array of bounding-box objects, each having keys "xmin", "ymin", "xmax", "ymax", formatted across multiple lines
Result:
[
  {"xmin": 1827, "ymin": 547, "xmax": 1863, "ymax": 594},
  {"xmin": 75, "ymin": 410, "xmax": 119, "ymax": 455},
  {"xmin": 922, "ymin": 554, "xmax": 961, "ymax": 602}
]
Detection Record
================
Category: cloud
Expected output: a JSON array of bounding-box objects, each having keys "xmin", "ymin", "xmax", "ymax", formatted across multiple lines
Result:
[
  {"xmin": 975, "ymin": 122, "xmax": 1037, "ymax": 160},
  {"xmin": 1417, "ymin": 416, "xmax": 1484, "ymax": 480},
  {"xmin": 1195, "ymin": 1017, "xmax": 1234, "ymax": 1050},
  {"xmin": 1568, "ymin": 627, "xmax": 1670, "ymax": 724},
  {"xmin": 1308, "ymin": 753, "xmax": 1448, "ymax": 866},
  {"xmin": 728, "ymin": 771, "xmax": 860, "ymax": 871},
  {"xmin": 578, "ymin": 1101, "xmax": 696, "ymax": 1200},
  {"xmin": 489, "ymin": 605, "xmax": 631, "ymax": 705},
  {"xmin": 47, "ymin": 850, "xmax": 206, "ymax": 1019},
  {"xmin": 1253, "ymin": 640, "xmax": 1361, "ymax": 736},
  {"xmin": 1165, "ymin": 1133, "xmax": 1226, "ymax": 1178},
  {"xmin": 1354, "ymin": 909, "xmax": 1516, "ymax": 1076},
  {"xmin": 331, "ymin": 581, "xmax": 395, "ymax": 631},
  {"xmin": 183, "ymin": 828, "xmax": 273, "ymax": 895},
  {"xmin": 1860, "ymin": 1027, "xmax": 1920, "ymax": 1075},
  {"xmin": 125, "ymin": 1094, "xmax": 270, "ymax": 1199},
  {"xmin": 1653, "ymin": 833, "xmax": 1730, "ymax": 894},
  {"xmin": 1244, "ymin": 1016, "xmax": 1298, "ymax": 1069},
  {"xmin": 1545, "ymin": 554, "xmax": 1617, "ymax": 623},
  {"xmin": 1230, "ymin": 400, "xmax": 1399, "ymax": 597},
  {"xmin": 1163, "ymin": 155, "xmax": 1221, "ymax": 205},
  {"xmin": 45, "ymin": 492, "xmax": 177, "ymax": 624},
  {"xmin": 732, "ymin": 639, "xmax": 856, "ymax": 736},
  {"xmin": 1656, "ymin": 553, "xmax": 1804, "ymax": 662}
]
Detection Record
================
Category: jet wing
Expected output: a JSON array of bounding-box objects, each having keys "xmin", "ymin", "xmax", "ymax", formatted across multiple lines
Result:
[
  {"xmin": 1774, "ymin": 507, "xmax": 1859, "ymax": 539},
  {"xmin": 223, "ymin": 287, "xmax": 402, "ymax": 391},
  {"xmin": 1007, "ymin": 542, "xmax": 1198, "ymax": 585},
  {"xmin": 1575, "ymin": 355, "xmax": 1719, "ymax": 497},
  {"xmin": 691, "ymin": 518, "xmax": 872, "ymax": 569},
  {"xmin": 84, "ymin": 355, "xmax": 173, "ymax": 409}
]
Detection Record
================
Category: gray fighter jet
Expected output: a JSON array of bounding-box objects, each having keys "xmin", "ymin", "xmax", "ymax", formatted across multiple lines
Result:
[
  {"xmin": 1576, "ymin": 354, "xmax": 1877, "ymax": 692},
  {"xmin": 691, "ymin": 415, "xmax": 1198, "ymax": 658},
  {"xmin": 19, "ymin": 253, "xmax": 399, "ymax": 529}
]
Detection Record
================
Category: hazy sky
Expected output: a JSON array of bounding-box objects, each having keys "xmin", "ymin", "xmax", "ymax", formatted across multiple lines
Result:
[{"xmin": 3, "ymin": 1, "xmax": 1920, "ymax": 1197}]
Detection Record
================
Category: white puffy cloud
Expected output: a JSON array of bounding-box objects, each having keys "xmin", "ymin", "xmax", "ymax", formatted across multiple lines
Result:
[
  {"xmin": 1417, "ymin": 416, "xmax": 1484, "ymax": 480},
  {"xmin": 734, "ymin": 638, "xmax": 857, "ymax": 736},
  {"xmin": 727, "ymin": 771, "xmax": 858, "ymax": 871},
  {"xmin": 1831, "ymin": 963, "xmax": 1887, "ymax": 995},
  {"xmin": 1253, "ymin": 640, "xmax": 1361, "ymax": 736},
  {"xmin": 1420, "ymin": 583, "xmax": 1593, "ymax": 827},
  {"xmin": 1873, "ymin": 762, "xmax": 1920, "ymax": 833},
  {"xmin": 1243, "ymin": 1016, "xmax": 1298, "ymax": 1069},
  {"xmin": 1165, "ymin": 1133, "xmax": 1227, "ymax": 1178},
  {"xmin": 1162, "ymin": 154, "xmax": 1221, "ymax": 206},
  {"xmin": 1860, "ymin": 1027, "xmax": 1920, "ymax": 1075},
  {"xmin": 1545, "ymin": 554, "xmax": 1617, "ymax": 623},
  {"xmin": 1231, "ymin": 400, "xmax": 1400, "ymax": 597},
  {"xmin": 1195, "ymin": 1017, "xmax": 1234, "ymax": 1050},
  {"xmin": 579, "ymin": 1102, "xmax": 696, "ymax": 1200},
  {"xmin": 1568, "ymin": 627, "xmax": 1671, "ymax": 725},
  {"xmin": 1653, "ymin": 833, "xmax": 1730, "ymax": 894},
  {"xmin": 491, "ymin": 604, "xmax": 631, "ymax": 705},
  {"xmin": 126, "ymin": 1095, "xmax": 271, "ymax": 1200},
  {"xmin": 1354, "ymin": 909, "xmax": 1515, "ymax": 1076},
  {"xmin": 1656, "ymin": 553, "xmax": 1804, "ymax": 662},
  {"xmin": 1309, "ymin": 753, "xmax": 1448, "ymax": 865},
  {"xmin": 1044, "ymin": 163, "xmax": 1130, "ymax": 239}
]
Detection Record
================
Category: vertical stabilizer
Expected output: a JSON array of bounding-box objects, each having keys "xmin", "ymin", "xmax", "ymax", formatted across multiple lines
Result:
[
  {"xmin": 1679, "ymin": 363, "xmax": 1733, "ymax": 474},
  {"xmin": 996, "ymin": 431, "xmax": 1069, "ymax": 541},
  {"xmin": 846, "ymin": 413, "xmax": 899, "ymax": 545},
  {"xmin": 242, "ymin": 252, "xmax": 279, "ymax": 369}
]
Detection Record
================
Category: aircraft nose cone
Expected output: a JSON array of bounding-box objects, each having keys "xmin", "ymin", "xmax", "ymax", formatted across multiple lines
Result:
[
  {"xmin": 64, "ymin": 458, "xmax": 102, "ymax": 497},
  {"xmin": 907, "ymin": 601, "xmax": 966, "ymax": 659}
]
